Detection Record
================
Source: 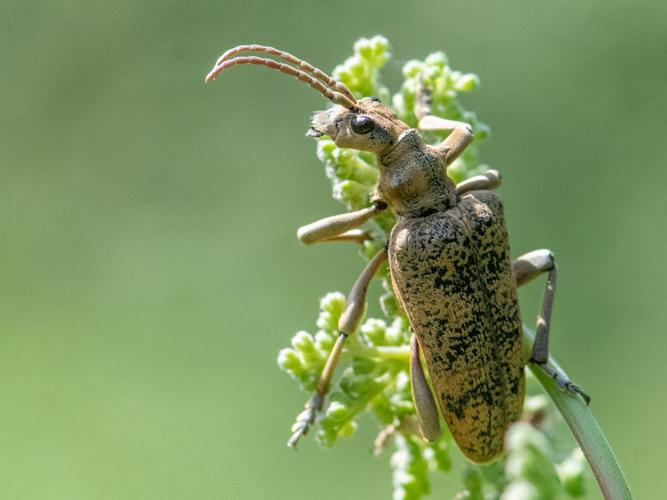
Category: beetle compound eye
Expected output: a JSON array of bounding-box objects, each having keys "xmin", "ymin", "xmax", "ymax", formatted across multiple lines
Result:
[{"xmin": 350, "ymin": 115, "xmax": 375, "ymax": 134}]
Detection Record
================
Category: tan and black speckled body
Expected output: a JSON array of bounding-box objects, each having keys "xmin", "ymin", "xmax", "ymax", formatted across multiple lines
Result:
[
  {"xmin": 380, "ymin": 130, "xmax": 525, "ymax": 463},
  {"xmin": 206, "ymin": 50, "xmax": 588, "ymax": 464},
  {"xmin": 389, "ymin": 193, "xmax": 524, "ymax": 462}
]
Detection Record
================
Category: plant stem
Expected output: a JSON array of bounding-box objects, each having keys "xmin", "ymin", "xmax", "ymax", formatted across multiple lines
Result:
[{"xmin": 523, "ymin": 329, "xmax": 633, "ymax": 500}]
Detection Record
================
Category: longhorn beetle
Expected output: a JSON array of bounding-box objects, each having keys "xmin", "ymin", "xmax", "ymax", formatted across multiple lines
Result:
[{"xmin": 205, "ymin": 44, "xmax": 589, "ymax": 463}]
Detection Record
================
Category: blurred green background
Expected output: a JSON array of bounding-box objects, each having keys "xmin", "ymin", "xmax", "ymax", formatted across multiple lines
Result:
[{"xmin": 1, "ymin": 0, "xmax": 665, "ymax": 498}]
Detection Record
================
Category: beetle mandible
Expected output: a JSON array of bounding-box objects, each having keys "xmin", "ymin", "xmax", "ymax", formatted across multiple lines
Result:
[{"xmin": 205, "ymin": 44, "xmax": 589, "ymax": 463}]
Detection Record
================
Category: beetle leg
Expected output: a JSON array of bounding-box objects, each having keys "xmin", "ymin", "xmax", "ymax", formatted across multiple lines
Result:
[
  {"xmin": 410, "ymin": 333, "xmax": 441, "ymax": 442},
  {"xmin": 296, "ymin": 201, "xmax": 387, "ymax": 245},
  {"xmin": 414, "ymin": 75, "xmax": 474, "ymax": 166},
  {"xmin": 373, "ymin": 416, "xmax": 424, "ymax": 456},
  {"xmin": 288, "ymin": 248, "xmax": 388, "ymax": 447},
  {"xmin": 513, "ymin": 249, "xmax": 557, "ymax": 364},
  {"xmin": 455, "ymin": 169, "xmax": 502, "ymax": 195},
  {"xmin": 419, "ymin": 117, "xmax": 474, "ymax": 166},
  {"xmin": 513, "ymin": 250, "xmax": 591, "ymax": 404},
  {"xmin": 319, "ymin": 229, "xmax": 371, "ymax": 244}
]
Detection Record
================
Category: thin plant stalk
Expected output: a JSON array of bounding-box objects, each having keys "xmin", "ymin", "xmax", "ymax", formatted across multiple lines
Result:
[{"xmin": 524, "ymin": 328, "xmax": 633, "ymax": 500}]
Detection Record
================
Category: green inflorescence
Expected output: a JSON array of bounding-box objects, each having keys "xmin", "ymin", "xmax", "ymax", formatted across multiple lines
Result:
[{"xmin": 277, "ymin": 35, "xmax": 589, "ymax": 499}]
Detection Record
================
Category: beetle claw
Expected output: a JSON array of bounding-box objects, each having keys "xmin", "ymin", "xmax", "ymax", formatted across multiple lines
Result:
[
  {"xmin": 564, "ymin": 381, "xmax": 591, "ymax": 405},
  {"xmin": 287, "ymin": 393, "xmax": 325, "ymax": 448}
]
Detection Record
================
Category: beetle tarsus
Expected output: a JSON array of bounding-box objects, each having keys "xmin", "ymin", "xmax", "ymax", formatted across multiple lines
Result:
[
  {"xmin": 287, "ymin": 393, "xmax": 325, "ymax": 448},
  {"xmin": 533, "ymin": 361, "xmax": 591, "ymax": 405},
  {"xmin": 373, "ymin": 416, "xmax": 424, "ymax": 456},
  {"xmin": 373, "ymin": 422, "xmax": 400, "ymax": 456}
]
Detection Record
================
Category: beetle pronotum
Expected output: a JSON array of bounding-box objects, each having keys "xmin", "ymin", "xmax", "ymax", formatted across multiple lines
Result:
[{"xmin": 205, "ymin": 44, "xmax": 589, "ymax": 463}]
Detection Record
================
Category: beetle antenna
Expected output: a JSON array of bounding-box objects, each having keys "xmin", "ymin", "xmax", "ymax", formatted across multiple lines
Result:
[
  {"xmin": 205, "ymin": 56, "xmax": 357, "ymax": 109},
  {"xmin": 213, "ymin": 44, "xmax": 356, "ymax": 103}
]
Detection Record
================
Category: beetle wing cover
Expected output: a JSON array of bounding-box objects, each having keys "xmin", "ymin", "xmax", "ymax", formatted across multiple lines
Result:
[{"xmin": 389, "ymin": 191, "xmax": 524, "ymax": 463}]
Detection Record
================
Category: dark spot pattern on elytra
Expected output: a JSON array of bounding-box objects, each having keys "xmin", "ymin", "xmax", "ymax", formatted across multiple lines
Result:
[{"xmin": 388, "ymin": 190, "xmax": 525, "ymax": 464}]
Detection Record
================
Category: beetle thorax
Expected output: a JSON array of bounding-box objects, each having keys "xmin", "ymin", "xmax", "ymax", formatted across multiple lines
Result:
[{"xmin": 376, "ymin": 129, "xmax": 457, "ymax": 218}]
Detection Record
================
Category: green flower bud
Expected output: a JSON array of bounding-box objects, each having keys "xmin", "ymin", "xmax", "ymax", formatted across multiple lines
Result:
[
  {"xmin": 351, "ymin": 374, "xmax": 377, "ymax": 395},
  {"xmin": 351, "ymin": 356, "xmax": 376, "ymax": 374},
  {"xmin": 301, "ymin": 349, "xmax": 322, "ymax": 367},
  {"xmin": 505, "ymin": 448, "xmax": 542, "ymax": 480},
  {"xmin": 505, "ymin": 446, "xmax": 561, "ymax": 498},
  {"xmin": 380, "ymin": 292, "xmax": 400, "ymax": 318},
  {"xmin": 291, "ymin": 330, "xmax": 315, "ymax": 353},
  {"xmin": 393, "ymin": 401, "xmax": 415, "ymax": 418},
  {"xmin": 461, "ymin": 468, "xmax": 483, "ymax": 498},
  {"xmin": 385, "ymin": 318, "xmax": 410, "ymax": 346},
  {"xmin": 356, "ymin": 40, "xmax": 373, "ymax": 59},
  {"xmin": 401, "ymin": 77, "xmax": 418, "ymax": 97},
  {"xmin": 317, "ymin": 426, "xmax": 338, "ymax": 448},
  {"xmin": 390, "ymin": 382, "xmax": 412, "ymax": 404},
  {"xmin": 392, "ymin": 93, "xmax": 408, "ymax": 119},
  {"xmin": 277, "ymin": 348, "xmax": 303, "ymax": 372},
  {"xmin": 301, "ymin": 372, "xmax": 319, "ymax": 392},
  {"xmin": 403, "ymin": 60, "xmax": 425, "ymax": 78},
  {"xmin": 338, "ymin": 420, "xmax": 358, "ymax": 438},
  {"xmin": 316, "ymin": 139, "xmax": 337, "ymax": 163},
  {"xmin": 332, "ymin": 144, "xmax": 352, "ymax": 162},
  {"xmin": 358, "ymin": 150, "xmax": 376, "ymax": 164},
  {"xmin": 391, "ymin": 434, "xmax": 431, "ymax": 500},
  {"xmin": 350, "ymin": 156, "xmax": 379, "ymax": 186},
  {"xmin": 333, "ymin": 179, "xmax": 370, "ymax": 209},
  {"xmin": 394, "ymin": 472, "xmax": 420, "ymax": 499},
  {"xmin": 501, "ymin": 480, "xmax": 541, "ymax": 500},
  {"xmin": 505, "ymin": 422, "xmax": 550, "ymax": 456},
  {"xmin": 361, "ymin": 237, "xmax": 386, "ymax": 262},
  {"xmin": 425, "ymin": 438, "xmax": 451, "ymax": 472},
  {"xmin": 478, "ymin": 460, "xmax": 506, "ymax": 489},
  {"xmin": 557, "ymin": 449, "xmax": 586, "ymax": 497},
  {"xmin": 370, "ymin": 35, "xmax": 390, "ymax": 56},
  {"xmin": 320, "ymin": 292, "xmax": 345, "ymax": 314},
  {"xmin": 394, "ymin": 371, "xmax": 410, "ymax": 392},
  {"xmin": 447, "ymin": 158, "xmax": 469, "ymax": 184},
  {"xmin": 370, "ymin": 395, "xmax": 394, "ymax": 425},
  {"xmin": 361, "ymin": 318, "xmax": 387, "ymax": 345},
  {"xmin": 350, "ymin": 60, "xmax": 366, "ymax": 78},
  {"xmin": 333, "ymin": 66, "xmax": 353, "ymax": 84},
  {"xmin": 426, "ymin": 51, "xmax": 448, "ymax": 68},
  {"xmin": 325, "ymin": 400, "xmax": 351, "ymax": 422},
  {"xmin": 326, "ymin": 151, "xmax": 355, "ymax": 180},
  {"xmin": 455, "ymin": 73, "xmax": 480, "ymax": 92},
  {"xmin": 524, "ymin": 395, "xmax": 549, "ymax": 414},
  {"xmin": 340, "ymin": 372, "xmax": 375, "ymax": 398},
  {"xmin": 316, "ymin": 292, "xmax": 345, "ymax": 333},
  {"xmin": 422, "ymin": 65, "xmax": 440, "ymax": 83},
  {"xmin": 314, "ymin": 330, "xmax": 335, "ymax": 353},
  {"xmin": 449, "ymin": 69, "xmax": 462, "ymax": 83},
  {"xmin": 474, "ymin": 121, "xmax": 490, "ymax": 140}
]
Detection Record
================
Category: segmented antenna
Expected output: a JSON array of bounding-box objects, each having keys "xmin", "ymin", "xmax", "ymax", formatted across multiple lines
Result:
[
  {"xmin": 205, "ymin": 45, "xmax": 357, "ymax": 109},
  {"xmin": 214, "ymin": 44, "xmax": 356, "ymax": 102}
]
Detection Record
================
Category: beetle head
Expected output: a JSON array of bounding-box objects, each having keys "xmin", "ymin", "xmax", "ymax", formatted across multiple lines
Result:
[
  {"xmin": 205, "ymin": 44, "xmax": 408, "ymax": 154},
  {"xmin": 308, "ymin": 97, "xmax": 409, "ymax": 154}
]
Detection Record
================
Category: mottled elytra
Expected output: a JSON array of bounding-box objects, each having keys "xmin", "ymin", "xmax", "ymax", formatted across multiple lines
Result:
[{"xmin": 205, "ymin": 44, "xmax": 589, "ymax": 463}]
